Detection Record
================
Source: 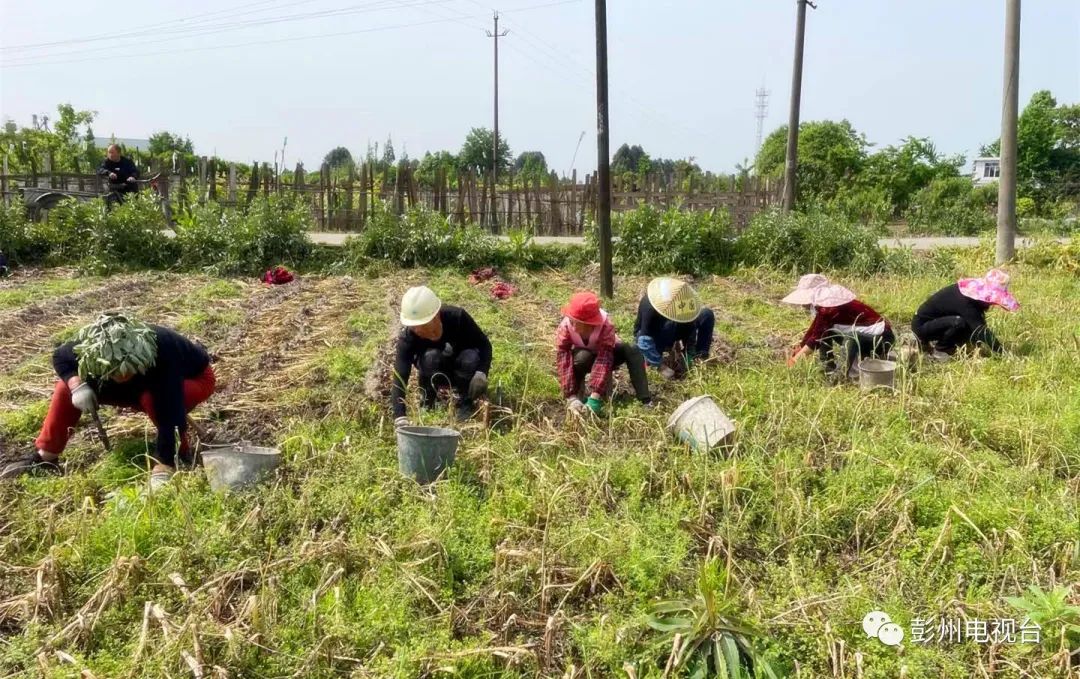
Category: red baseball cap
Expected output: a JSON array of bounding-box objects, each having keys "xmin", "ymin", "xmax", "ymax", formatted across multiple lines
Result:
[{"xmin": 561, "ymin": 291, "xmax": 604, "ymax": 325}]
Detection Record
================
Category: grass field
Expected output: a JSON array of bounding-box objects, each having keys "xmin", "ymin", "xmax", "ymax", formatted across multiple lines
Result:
[{"xmin": 0, "ymin": 257, "xmax": 1077, "ymax": 678}]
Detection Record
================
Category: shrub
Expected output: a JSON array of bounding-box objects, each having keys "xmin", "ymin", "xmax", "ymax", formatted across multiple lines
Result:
[
  {"xmin": 737, "ymin": 209, "xmax": 884, "ymax": 274},
  {"xmin": 0, "ymin": 202, "xmax": 35, "ymax": 263},
  {"xmin": 354, "ymin": 204, "xmax": 500, "ymax": 269},
  {"xmin": 827, "ymin": 184, "xmax": 892, "ymax": 229},
  {"xmin": 81, "ymin": 192, "xmax": 178, "ymax": 274},
  {"xmin": 1016, "ymin": 196, "xmax": 1036, "ymax": 218},
  {"xmin": 174, "ymin": 195, "xmax": 313, "ymax": 275},
  {"xmin": 905, "ymin": 177, "xmax": 995, "ymax": 236},
  {"xmin": 29, "ymin": 198, "xmax": 99, "ymax": 264},
  {"xmin": 595, "ymin": 204, "xmax": 736, "ymax": 276}
]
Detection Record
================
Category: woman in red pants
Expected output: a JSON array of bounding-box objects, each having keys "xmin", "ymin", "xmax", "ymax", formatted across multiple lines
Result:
[{"xmin": 1, "ymin": 313, "xmax": 215, "ymax": 489}]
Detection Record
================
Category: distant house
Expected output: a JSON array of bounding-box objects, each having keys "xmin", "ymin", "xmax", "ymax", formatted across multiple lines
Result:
[
  {"xmin": 94, "ymin": 137, "xmax": 151, "ymax": 153},
  {"xmin": 972, "ymin": 157, "xmax": 1001, "ymax": 186}
]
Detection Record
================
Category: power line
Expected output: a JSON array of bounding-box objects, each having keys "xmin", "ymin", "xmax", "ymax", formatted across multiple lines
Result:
[
  {"xmin": 1, "ymin": 0, "xmax": 324, "ymax": 52},
  {"xmin": 1, "ymin": 15, "xmax": 477, "ymax": 68},
  {"xmin": 1, "ymin": 0, "xmax": 461, "ymax": 63}
]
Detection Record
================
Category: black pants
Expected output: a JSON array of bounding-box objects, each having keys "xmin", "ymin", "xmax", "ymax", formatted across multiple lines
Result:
[
  {"xmin": 818, "ymin": 328, "xmax": 895, "ymax": 374},
  {"xmin": 105, "ymin": 184, "xmax": 138, "ymax": 208},
  {"xmin": 418, "ymin": 348, "xmax": 481, "ymax": 407},
  {"xmin": 911, "ymin": 315, "xmax": 998, "ymax": 354},
  {"xmin": 572, "ymin": 343, "xmax": 651, "ymax": 402}
]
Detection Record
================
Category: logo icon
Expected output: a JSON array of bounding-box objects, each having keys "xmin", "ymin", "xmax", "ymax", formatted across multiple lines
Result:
[{"xmin": 863, "ymin": 611, "xmax": 904, "ymax": 646}]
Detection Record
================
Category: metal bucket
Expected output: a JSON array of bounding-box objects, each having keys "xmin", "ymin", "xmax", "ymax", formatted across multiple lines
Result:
[
  {"xmin": 667, "ymin": 395, "xmax": 736, "ymax": 452},
  {"xmin": 202, "ymin": 442, "xmax": 282, "ymax": 492},
  {"xmin": 858, "ymin": 358, "xmax": 897, "ymax": 391},
  {"xmin": 396, "ymin": 426, "xmax": 460, "ymax": 484}
]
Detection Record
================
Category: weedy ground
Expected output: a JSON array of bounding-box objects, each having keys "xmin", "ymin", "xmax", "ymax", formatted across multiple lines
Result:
[{"xmin": 0, "ymin": 255, "xmax": 1077, "ymax": 678}]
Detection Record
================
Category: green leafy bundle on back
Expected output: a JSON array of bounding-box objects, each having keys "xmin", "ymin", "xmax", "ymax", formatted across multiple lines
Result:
[{"xmin": 74, "ymin": 313, "xmax": 158, "ymax": 380}]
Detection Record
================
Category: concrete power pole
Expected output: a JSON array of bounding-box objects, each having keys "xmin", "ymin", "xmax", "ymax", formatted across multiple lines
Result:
[
  {"xmin": 595, "ymin": 0, "xmax": 613, "ymax": 298},
  {"xmin": 487, "ymin": 12, "xmax": 509, "ymax": 229},
  {"xmin": 996, "ymin": 0, "xmax": 1021, "ymax": 264},
  {"xmin": 782, "ymin": 0, "xmax": 815, "ymax": 213}
]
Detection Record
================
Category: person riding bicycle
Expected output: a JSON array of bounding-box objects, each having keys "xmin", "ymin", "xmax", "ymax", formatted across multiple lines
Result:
[{"xmin": 97, "ymin": 144, "xmax": 139, "ymax": 206}]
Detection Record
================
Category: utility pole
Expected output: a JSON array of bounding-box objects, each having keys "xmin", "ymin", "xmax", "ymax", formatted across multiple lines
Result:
[
  {"xmin": 782, "ymin": 0, "xmax": 815, "ymax": 213},
  {"xmin": 487, "ymin": 12, "xmax": 509, "ymax": 229},
  {"xmin": 594, "ymin": 0, "xmax": 613, "ymax": 298},
  {"xmin": 996, "ymin": 0, "xmax": 1020, "ymax": 264}
]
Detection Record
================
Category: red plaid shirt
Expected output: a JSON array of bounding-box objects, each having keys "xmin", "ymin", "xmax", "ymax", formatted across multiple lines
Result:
[{"xmin": 555, "ymin": 316, "xmax": 617, "ymax": 397}]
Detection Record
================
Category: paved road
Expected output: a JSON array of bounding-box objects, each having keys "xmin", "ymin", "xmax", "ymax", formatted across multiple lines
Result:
[{"xmin": 301, "ymin": 232, "xmax": 1067, "ymax": 250}]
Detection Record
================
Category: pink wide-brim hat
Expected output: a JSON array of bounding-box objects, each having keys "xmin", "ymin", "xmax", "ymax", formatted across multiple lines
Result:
[
  {"xmin": 958, "ymin": 269, "xmax": 1019, "ymax": 312},
  {"xmin": 810, "ymin": 283, "xmax": 857, "ymax": 308},
  {"xmin": 782, "ymin": 273, "xmax": 829, "ymax": 305}
]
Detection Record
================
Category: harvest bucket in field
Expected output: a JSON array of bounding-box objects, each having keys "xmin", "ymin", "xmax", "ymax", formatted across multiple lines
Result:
[
  {"xmin": 396, "ymin": 426, "xmax": 460, "ymax": 484},
  {"xmin": 858, "ymin": 358, "xmax": 897, "ymax": 391},
  {"xmin": 202, "ymin": 442, "xmax": 282, "ymax": 492},
  {"xmin": 668, "ymin": 395, "xmax": 736, "ymax": 452}
]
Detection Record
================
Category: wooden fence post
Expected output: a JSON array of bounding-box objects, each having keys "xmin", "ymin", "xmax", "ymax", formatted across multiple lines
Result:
[
  {"xmin": 178, "ymin": 160, "xmax": 188, "ymax": 211},
  {"xmin": 0, "ymin": 155, "xmax": 7, "ymax": 206},
  {"xmin": 208, "ymin": 159, "xmax": 218, "ymax": 201},
  {"xmin": 155, "ymin": 159, "xmax": 172, "ymax": 224},
  {"xmin": 227, "ymin": 164, "xmax": 237, "ymax": 204},
  {"xmin": 198, "ymin": 156, "xmax": 208, "ymax": 205},
  {"xmin": 245, "ymin": 161, "xmax": 259, "ymax": 206}
]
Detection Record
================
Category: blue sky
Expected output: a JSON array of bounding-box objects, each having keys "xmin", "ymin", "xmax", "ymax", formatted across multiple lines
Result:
[{"xmin": 1, "ymin": 0, "xmax": 1078, "ymax": 174}]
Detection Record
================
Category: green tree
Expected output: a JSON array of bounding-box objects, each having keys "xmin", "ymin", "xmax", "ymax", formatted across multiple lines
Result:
[
  {"xmin": 148, "ymin": 131, "xmax": 194, "ymax": 157},
  {"xmin": 458, "ymin": 127, "xmax": 511, "ymax": 177},
  {"xmin": 323, "ymin": 146, "xmax": 354, "ymax": 170},
  {"xmin": 612, "ymin": 143, "xmax": 648, "ymax": 175},
  {"xmin": 416, "ymin": 150, "xmax": 458, "ymax": 187},
  {"xmin": 514, "ymin": 151, "xmax": 548, "ymax": 181},
  {"xmin": 382, "ymin": 136, "xmax": 396, "ymax": 168},
  {"xmin": 755, "ymin": 120, "xmax": 869, "ymax": 204},
  {"xmin": 859, "ymin": 137, "xmax": 963, "ymax": 215}
]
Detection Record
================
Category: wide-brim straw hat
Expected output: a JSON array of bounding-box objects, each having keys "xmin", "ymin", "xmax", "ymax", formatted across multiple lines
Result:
[
  {"xmin": 958, "ymin": 269, "xmax": 1019, "ymax": 312},
  {"xmin": 781, "ymin": 273, "xmax": 829, "ymax": 305},
  {"xmin": 810, "ymin": 283, "xmax": 857, "ymax": 308},
  {"xmin": 646, "ymin": 277, "xmax": 702, "ymax": 323}
]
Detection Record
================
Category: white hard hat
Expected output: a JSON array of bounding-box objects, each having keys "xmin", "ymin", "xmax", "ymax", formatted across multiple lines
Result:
[{"xmin": 400, "ymin": 286, "xmax": 442, "ymax": 326}]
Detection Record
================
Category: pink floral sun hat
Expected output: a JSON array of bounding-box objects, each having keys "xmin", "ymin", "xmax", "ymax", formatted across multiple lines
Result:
[
  {"xmin": 958, "ymin": 269, "xmax": 1020, "ymax": 312},
  {"xmin": 782, "ymin": 273, "xmax": 829, "ymax": 305}
]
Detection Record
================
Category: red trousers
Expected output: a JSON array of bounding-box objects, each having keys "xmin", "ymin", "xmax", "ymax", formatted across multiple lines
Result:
[{"xmin": 35, "ymin": 366, "xmax": 216, "ymax": 461}]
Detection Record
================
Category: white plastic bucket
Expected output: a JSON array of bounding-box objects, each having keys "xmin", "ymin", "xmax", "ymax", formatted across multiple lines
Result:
[
  {"xmin": 667, "ymin": 395, "xmax": 736, "ymax": 452},
  {"xmin": 858, "ymin": 358, "xmax": 897, "ymax": 391}
]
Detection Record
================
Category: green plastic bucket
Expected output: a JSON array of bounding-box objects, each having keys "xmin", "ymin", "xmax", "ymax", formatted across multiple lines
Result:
[{"xmin": 396, "ymin": 426, "xmax": 460, "ymax": 484}]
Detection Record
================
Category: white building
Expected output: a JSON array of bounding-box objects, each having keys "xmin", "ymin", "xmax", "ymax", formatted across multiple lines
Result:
[{"xmin": 972, "ymin": 157, "xmax": 1001, "ymax": 186}]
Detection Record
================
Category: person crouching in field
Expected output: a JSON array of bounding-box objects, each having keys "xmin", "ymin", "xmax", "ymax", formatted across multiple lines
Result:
[
  {"xmin": 634, "ymin": 277, "xmax": 715, "ymax": 379},
  {"xmin": 784, "ymin": 275, "xmax": 894, "ymax": 379},
  {"xmin": 557, "ymin": 291, "xmax": 652, "ymax": 416},
  {"xmin": 911, "ymin": 269, "xmax": 1017, "ymax": 357},
  {"xmin": 392, "ymin": 286, "xmax": 492, "ymax": 427},
  {"xmin": 1, "ymin": 313, "xmax": 216, "ymax": 489}
]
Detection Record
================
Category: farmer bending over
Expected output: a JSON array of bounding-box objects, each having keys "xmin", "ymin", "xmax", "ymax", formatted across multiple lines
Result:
[
  {"xmin": 634, "ymin": 277, "xmax": 714, "ymax": 379},
  {"xmin": 912, "ymin": 269, "xmax": 1017, "ymax": 357},
  {"xmin": 1, "ymin": 314, "xmax": 216, "ymax": 489},
  {"xmin": 557, "ymin": 291, "xmax": 652, "ymax": 416},
  {"xmin": 784, "ymin": 275, "xmax": 894, "ymax": 379},
  {"xmin": 392, "ymin": 286, "xmax": 492, "ymax": 426},
  {"xmin": 98, "ymin": 144, "xmax": 139, "ymax": 206}
]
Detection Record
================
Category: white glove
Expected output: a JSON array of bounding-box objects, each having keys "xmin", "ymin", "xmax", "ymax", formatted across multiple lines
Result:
[
  {"xmin": 566, "ymin": 397, "xmax": 587, "ymax": 414},
  {"xmin": 394, "ymin": 417, "xmax": 411, "ymax": 429},
  {"xmin": 71, "ymin": 383, "xmax": 98, "ymax": 413}
]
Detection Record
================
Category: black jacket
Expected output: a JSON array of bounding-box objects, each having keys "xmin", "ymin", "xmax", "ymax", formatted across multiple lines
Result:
[
  {"xmin": 98, "ymin": 157, "xmax": 139, "ymax": 185},
  {"xmin": 914, "ymin": 283, "xmax": 1002, "ymax": 352},
  {"xmin": 54, "ymin": 326, "xmax": 210, "ymax": 459},
  {"xmin": 391, "ymin": 306, "xmax": 492, "ymax": 418}
]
